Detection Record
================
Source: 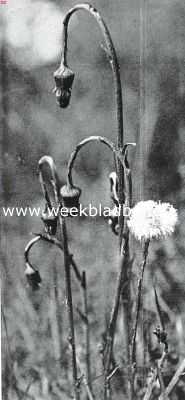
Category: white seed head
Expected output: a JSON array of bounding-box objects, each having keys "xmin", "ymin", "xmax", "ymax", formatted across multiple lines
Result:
[{"xmin": 127, "ymin": 200, "xmax": 178, "ymax": 241}]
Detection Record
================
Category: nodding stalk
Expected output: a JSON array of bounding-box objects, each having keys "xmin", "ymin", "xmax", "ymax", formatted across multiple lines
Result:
[
  {"xmin": 54, "ymin": 3, "xmax": 125, "ymax": 249},
  {"xmin": 24, "ymin": 236, "xmax": 42, "ymax": 290},
  {"xmin": 38, "ymin": 155, "xmax": 80, "ymax": 400}
]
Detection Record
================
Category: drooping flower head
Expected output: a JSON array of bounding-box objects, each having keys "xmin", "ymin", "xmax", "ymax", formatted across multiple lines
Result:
[
  {"xmin": 53, "ymin": 64, "xmax": 75, "ymax": 108},
  {"xmin": 127, "ymin": 200, "xmax": 178, "ymax": 241},
  {"xmin": 25, "ymin": 263, "xmax": 42, "ymax": 291}
]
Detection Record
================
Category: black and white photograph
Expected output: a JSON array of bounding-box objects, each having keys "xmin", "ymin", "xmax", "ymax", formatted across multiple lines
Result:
[{"xmin": 1, "ymin": 1, "xmax": 185, "ymax": 399}]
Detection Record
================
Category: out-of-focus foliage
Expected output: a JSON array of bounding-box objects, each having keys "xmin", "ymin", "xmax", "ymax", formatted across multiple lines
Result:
[{"xmin": 1, "ymin": 0, "xmax": 185, "ymax": 399}]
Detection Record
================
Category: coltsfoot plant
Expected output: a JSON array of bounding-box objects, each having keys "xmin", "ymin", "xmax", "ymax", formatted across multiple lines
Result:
[{"xmin": 23, "ymin": 4, "xmax": 184, "ymax": 400}]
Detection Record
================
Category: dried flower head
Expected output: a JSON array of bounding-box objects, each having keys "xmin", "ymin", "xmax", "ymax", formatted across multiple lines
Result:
[
  {"xmin": 25, "ymin": 263, "xmax": 42, "ymax": 291},
  {"xmin": 60, "ymin": 184, "xmax": 81, "ymax": 209},
  {"xmin": 42, "ymin": 205, "xmax": 58, "ymax": 235},
  {"xmin": 53, "ymin": 64, "xmax": 75, "ymax": 108},
  {"xmin": 127, "ymin": 200, "xmax": 178, "ymax": 241}
]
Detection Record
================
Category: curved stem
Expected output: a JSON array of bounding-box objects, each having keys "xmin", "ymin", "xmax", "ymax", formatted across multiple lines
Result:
[
  {"xmin": 38, "ymin": 156, "xmax": 80, "ymax": 400},
  {"xmin": 61, "ymin": 4, "xmax": 123, "ymax": 145},
  {"xmin": 67, "ymin": 135, "xmax": 116, "ymax": 187},
  {"xmin": 38, "ymin": 155, "xmax": 59, "ymax": 208},
  {"xmin": 24, "ymin": 236, "xmax": 42, "ymax": 269},
  {"xmin": 60, "ymin": 3, "xmax": 124, "ymax": 247}
]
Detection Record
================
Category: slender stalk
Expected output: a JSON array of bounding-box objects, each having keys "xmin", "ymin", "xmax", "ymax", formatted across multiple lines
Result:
[
  {"xmin": 66, "ymin": 136, "xmax": 135, "ymax": 189},
  {"xmin": 69, "ymin": 264, "xmax": 93, "ymax": 395},
  {"xmin": 66, "ymin": 136, "xmax": 116, "ymax": 188},
  {"xmin": 121, "ymin": 152, "xmax": 134, "ymax": 400},
  {"xmin": 103, "ymin": 149, "xmax": 135, "ymax": 399},
  {"xmin": 60, "ymin": 2, "xmax": 124, "ymax": 248},
  {"xmin": 103, "ymin": 238, "xmax": 129, "ymax": 399},
  {"xmin": 158, "ymin": 358, "xmax": 185, "ymax": 400},
  {"xmin": 61, "ymin": 3, "xmax": 123, "ymax": 146},
  {"xmin": 65, "ymin": 141, "xmax": 135, "ymax": 398},
  {"xmin": 25, "ymin": 236, "xmax": 63, "ymax": 362},
  {"xmin": 58, "ymin": 6, "xmax": 127, "ymax": 398},
  {"xmin": 49, "ymin": 269, "xmax": 62, "ymax": 361},
  {"xmin": 38, "ymin": 158, "xmax": 80, "ymax": 400},
  {"xmin": 137, "ymin": 0, "xmax": 148, "ymax": 201},
  {"xmin": 157, "ymin": 363, "xmax": 167, "ymax": 399},
  {"xmin": 35, "ymin": 233, "xmax": 93, "ymax": 396},
  {"xmin": 143, "ymin": 350, "xmax": 167, "ymax": 400},
  {"xmin": 82, "ymin": 271, "xmax": 92, "ymax": 395},
  {"xmin": 121, "ymin": 240, "xmax": 132, "ymax": 399},
  {"xmin": 59, "ymin": 214, "xmax": 80, "ymax": 400},
  {"xmin": 25, "ymin": 235, "xmax": 42, "ymax": 258},
  {"xmin": 131, "ymin": 239, "xmax": 150, "ymax": 365},
  {"xmin": 76, "ymin": 354, "xmax": 95, "ymax": 400},
  {"xmin": 0, "ymin": 18, "xmax": 9, "ymax": 203}
]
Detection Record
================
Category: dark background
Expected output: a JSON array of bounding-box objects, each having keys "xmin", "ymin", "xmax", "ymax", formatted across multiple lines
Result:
[{"xmin": 1, "ymin": 1, "xmax": 185, "ymax": 399}]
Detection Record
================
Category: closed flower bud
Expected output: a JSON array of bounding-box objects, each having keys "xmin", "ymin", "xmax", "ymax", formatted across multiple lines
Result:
[
  {"xmin": 55, "ymin": 88, "xmax": 71, "ymax": 108},
  {"xmin": 25, "ymin": 263, "xmax": 42, "ymax": 291},
  {"xmin": 41, "ymin": 208, "xmax": 58, "ymax": 235},
  {"xmin": 60, "ymin": 184, "xmax": 81, "ymax": 209},
  {"xmin": 53, "ymin": 64, "xmax": 75, "ymax": 108}
]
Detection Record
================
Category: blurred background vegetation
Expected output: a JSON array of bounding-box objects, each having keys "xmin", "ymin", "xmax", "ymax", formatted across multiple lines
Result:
[{"xmin": 1, "ymin": 0, "xmax": 185, "ymax": 399}]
